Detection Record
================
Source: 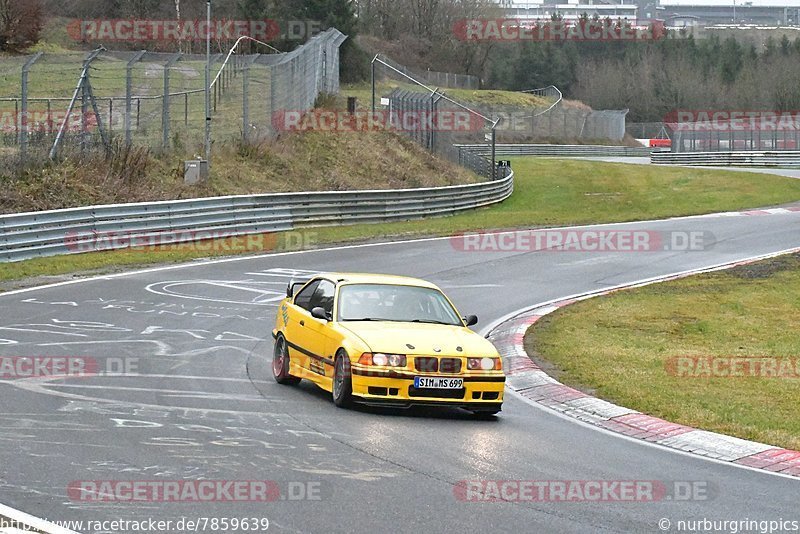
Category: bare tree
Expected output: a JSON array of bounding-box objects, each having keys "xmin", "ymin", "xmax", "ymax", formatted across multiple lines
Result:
[{"xmin": 0, "ymin": 0, "xmax": 43, "ymax": 52}]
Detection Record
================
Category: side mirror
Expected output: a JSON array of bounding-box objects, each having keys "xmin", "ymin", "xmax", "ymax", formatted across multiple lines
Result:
[
  {"xmin": 311, "ymin": 307, "xmax": 331, "ymax": 321},
  {"xmin": 464, "ymin": 315, "xmax": 478, "ymax": 327}
]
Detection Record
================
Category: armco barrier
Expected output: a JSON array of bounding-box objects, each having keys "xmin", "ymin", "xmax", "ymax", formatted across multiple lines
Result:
[
  {"xmin": 457, "ymin": 144, "xmax": 652, "ymax": 157},
  {"xmin": 651, "ymin": 151, "xmax": 800, "ymax": 167},
  {"xmin": 0, "ymin": 172, "xmax": 513, "ymax": 262}
]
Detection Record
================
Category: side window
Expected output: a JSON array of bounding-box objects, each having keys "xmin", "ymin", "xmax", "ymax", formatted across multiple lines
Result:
[
  {"xmin": 309, "ymin": 280, "xmax": 335, "ymax": 315},
  {"xmin": 294, "ymin": 280, "xmax": 321, "ymax": 311}
]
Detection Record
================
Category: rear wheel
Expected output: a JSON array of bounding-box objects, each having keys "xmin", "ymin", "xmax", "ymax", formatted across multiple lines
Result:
[
  {"xmin": 332, "ymin": 350, "xmax": 353, "ymax": 408},
  {"xmin": 272, "ymin": 335, "xmax": 301, "ymax": 385}
]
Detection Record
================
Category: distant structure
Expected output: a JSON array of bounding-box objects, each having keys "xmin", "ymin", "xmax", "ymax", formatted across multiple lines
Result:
[
  {"xmin": 658, "ymin": 0, "xmax": 800, "ymax": 26},
  {"xmin": 493, "ymin": 0, "xmax": 638, "ymax": 22},
  {"xmin": 492, "ymin": 0, "xmax": 800, "ymax": 26}
]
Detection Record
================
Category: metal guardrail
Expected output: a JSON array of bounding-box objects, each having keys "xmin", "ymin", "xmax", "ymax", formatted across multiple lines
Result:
[
  {"xmin": 457, "ymin": 144, "xmax": 653, "ymax": 157},
  {"xmin": 0, "ymin": 172, "xmax": 514, "ymax": 263},
  {"xmin": 651, "ymin": 151, "xmax": 800, "ymax": 167}
]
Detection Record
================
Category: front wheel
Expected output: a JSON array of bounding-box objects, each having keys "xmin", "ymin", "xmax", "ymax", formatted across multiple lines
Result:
[
  {"xmin": 332, "ymin": 351, "xmax": 353, "ymax": 408},
  {"xmin": 273, "ymin": 335, "xmax": 301, "ymax": 385}
]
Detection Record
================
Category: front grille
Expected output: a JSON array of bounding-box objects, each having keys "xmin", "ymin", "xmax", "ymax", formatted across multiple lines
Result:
[
  {"xmin": 408, "ymin": 386, "xmax": 466, "ymax": 399},
  {"xmin": 439, "ymin": 358, "xmax": 462, "ymax": 373},
  {"xmin": 414, "ymin": 357, "xmax": 463, "ymax": 373},
  {"xmin": 415, "ymin": 357, "xmax": 438, "ymax": 373}
]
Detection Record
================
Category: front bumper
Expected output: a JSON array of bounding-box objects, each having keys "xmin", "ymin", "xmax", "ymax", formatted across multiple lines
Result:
[{"xmin": 349, "ymin": 366, "xmax": 505, "ymax": 410}]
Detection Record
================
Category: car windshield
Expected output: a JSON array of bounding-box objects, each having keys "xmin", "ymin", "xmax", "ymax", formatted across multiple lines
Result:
[{"xmin": 338, "ymin": 284, "xmax": 463, "ymax": 325}]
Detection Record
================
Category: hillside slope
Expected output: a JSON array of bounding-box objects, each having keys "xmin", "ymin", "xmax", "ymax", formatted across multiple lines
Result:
[{"xmin": 0, "ymin": 130, "xmax": 477, "ymax": 214}]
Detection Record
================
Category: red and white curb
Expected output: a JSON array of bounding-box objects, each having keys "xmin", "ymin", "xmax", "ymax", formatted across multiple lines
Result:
[
  {"xmin": 695, "ymin": 206, "xmax": 800, "ymax": 218},
  {"xmin": 487, "ymin": 247, "xmax": 800, "ymax": 477},
  {"xmin": 0, "ymin": 502, "xmax": 78, "ymax": 534}
]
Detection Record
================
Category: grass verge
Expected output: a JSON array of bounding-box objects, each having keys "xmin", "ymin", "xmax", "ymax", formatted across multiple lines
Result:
[
  {"xmin": 340, "ymin": 82, "xmax": 552, "ymax": 109},
  {"xmin": 3, "ymin": 157, "xmax": 800, "ymax": 287},
  {"xmin": 527, "ymin": 253, "xmax": 800, "ymax": 450}
]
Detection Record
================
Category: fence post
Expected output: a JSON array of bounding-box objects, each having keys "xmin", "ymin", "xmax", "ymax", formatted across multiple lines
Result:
[
  {"xmin": 242, "ymin": 55, "xmax": 259, "ymax": 143},
  {"xmin": 268, "ymin": 64, "xmax": 276, "ymax": 136},
  {"xmin": 491, "ymin": 127, "xmax": 496, "ymax": 180},
  {"xmin": 125, "ymin": 50, "xmax": 146, "ymax": 147},
  {"xmin": 81, "ymin": 67, "xmax": 90, "ymax": 155},
  {"xmin": 162, "ymin": 53, "xmax": 182, "ymax": 150},
  {"xmin": 19, "ymin": 51, "xmax": 43, "ymax": 161}
]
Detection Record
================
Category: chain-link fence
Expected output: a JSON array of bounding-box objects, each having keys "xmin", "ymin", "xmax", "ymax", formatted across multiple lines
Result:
[
  {"xmin": 384, "ymin": 87, "xmax": 499, "ymax": 178},
  {"xmin": 668, "ymin": 122, "xmax": 800, "ymax": 152},
  {"xmin": 372, "ymin": 54, "xmax": 629, "ymax": 180},
  {"xmin": 1, "ymin": 28, "xmax": 346, "ymax": 163},
  {"xmin": 627, "ymin": 122, "xmax": 671, "ymax": 140},
  {"xmin": 421, "ymin": 69, "xmax": 480, "ymax": 90},
  {"xmin": 373, "ymin": 55, "xmax": 479, "ymax": 90},
  {"xmin": 490, "ymin": 106, "xmax": 629, "ymax": 142}
]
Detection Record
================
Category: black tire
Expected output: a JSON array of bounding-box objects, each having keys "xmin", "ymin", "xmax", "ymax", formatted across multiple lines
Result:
[
  {"xmin": 272, "ymin": 335, "xmax": 301, "ymax": 385},
  {"xmin": 332, "ymin": 350, "xmax": 354, "ymax": 408}
]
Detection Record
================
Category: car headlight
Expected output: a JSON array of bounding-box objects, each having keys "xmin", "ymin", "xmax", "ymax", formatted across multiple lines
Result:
[
  {"xmin": 358, "ymin": 353, "xmax": 407, "ymax": 367},
  {"xmin": 467, "ymin": 357, "xmax": 501, "ymax": 371}
]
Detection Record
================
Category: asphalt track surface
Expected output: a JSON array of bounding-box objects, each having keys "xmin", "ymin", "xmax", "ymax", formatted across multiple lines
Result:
[{"xmin": 1, "ymin": 212, "xmax": 799, "ymax": 533}]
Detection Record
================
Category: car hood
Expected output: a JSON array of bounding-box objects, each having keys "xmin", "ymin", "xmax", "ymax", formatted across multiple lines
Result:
[{"xmin": 338, "ymin": 321, "xmax": 498, "ymax": 356}]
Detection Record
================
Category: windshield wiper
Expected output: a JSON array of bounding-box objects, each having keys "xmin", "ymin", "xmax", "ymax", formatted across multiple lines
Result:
[{"xmin": 411, "ymin": 319, "xmax": 457, "ymax": 325}]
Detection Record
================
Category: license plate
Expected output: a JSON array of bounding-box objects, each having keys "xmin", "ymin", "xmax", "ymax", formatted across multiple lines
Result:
[{"xmin": 414, "ymin": 377, "xmax": 463, "ymax": 389}]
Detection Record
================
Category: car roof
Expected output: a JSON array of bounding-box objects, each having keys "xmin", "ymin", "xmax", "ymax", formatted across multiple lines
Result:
[{"xmin": 320, "ymin": 273, "xmax": 440, "ymax": 290}]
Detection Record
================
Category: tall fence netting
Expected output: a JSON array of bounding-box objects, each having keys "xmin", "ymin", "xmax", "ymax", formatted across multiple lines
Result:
[{"xmin": 1, "ymin": 28, "xmax": 346, "ymax": 162}]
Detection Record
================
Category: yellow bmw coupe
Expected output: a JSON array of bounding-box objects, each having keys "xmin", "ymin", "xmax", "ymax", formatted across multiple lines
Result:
[{"xmin": 272, "ymin": 273, "xmax": 505, "ymax": 416}]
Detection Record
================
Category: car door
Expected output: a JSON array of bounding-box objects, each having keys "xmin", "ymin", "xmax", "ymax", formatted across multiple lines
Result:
[
  {"xmin": 285, "ymin": 279, "xmax": 320, "ymax": 373},
  {"xmin": 302, "ymin": 279, "xmax": 337, "ymax": 381}
]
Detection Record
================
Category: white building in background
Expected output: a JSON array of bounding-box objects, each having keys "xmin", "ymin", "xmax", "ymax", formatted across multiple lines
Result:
[
  {"xmin": 492, "ymin": 0, "xmax": 800, "ymax": 25},
  {"xmin": 493, "ymin": 0, "xmax": 639, "ymax": 22}
]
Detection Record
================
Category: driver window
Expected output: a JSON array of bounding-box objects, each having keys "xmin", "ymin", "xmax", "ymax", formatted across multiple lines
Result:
[
  {"xmin": 309, "ymin": 280, "xmax": 335, "ymax": 315},
  {"xmin": 294, "ymin": 280, "xmax": 320, "ymax": 311}
]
